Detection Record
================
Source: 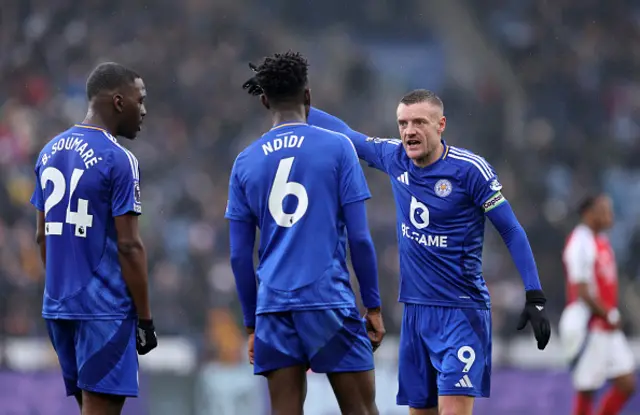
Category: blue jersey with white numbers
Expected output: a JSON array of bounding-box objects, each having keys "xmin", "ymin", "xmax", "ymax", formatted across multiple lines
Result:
[
  {"xmin": 30, "ymin": 124, "xmax": 142, "ymax": 319},
  {"xmin": 225, "ymin": 122, "xmax": 371, "ymax": 314},
  {"xmin": 308, "ymin": 113, "xmax": 503, "ymax": 309}
]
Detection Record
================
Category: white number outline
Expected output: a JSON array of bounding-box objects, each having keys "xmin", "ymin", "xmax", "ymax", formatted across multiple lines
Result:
[
  {"xmin": 41, "ymin": 167, "xmax": 94, "ymax": 237},
  {"xmin": 268, "ymin": 157, "xmax": 308, "ymax": 228}
]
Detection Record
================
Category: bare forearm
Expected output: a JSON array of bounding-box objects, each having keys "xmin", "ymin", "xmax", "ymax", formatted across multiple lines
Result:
[
  {"xmin": 118, "ymin": 240, "xmax": 151, "ymax": 319},
  {"xmin": 581, "ymin": 292, "xmax": 608, "ymax": 318},
  {"xmin": 36, "ymin": 236, "xmax": 46, "ymax": 266}
]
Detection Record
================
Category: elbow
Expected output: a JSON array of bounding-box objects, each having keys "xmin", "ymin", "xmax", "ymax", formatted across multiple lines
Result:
[
  {"xmin": 349, "ymin": 233, "xmax": 374, "ymax": 251},
  {"xmin": 117, "ymin": 237, "xmax": 144, "ymax": 256},
  {"xmin": 230, "ymin": 251, "xmax": 253, "ymax": 270}
]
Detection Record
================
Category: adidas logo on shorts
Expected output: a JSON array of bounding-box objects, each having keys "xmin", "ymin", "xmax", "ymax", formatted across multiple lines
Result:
[{"xmin": 454, "ymin": 375, "xmax": 474, "ymax": 388}]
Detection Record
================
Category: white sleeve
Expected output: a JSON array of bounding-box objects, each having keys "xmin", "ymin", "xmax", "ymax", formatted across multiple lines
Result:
[{"xmin": 563, "ymin": 229, "xmax": 597, "ymax": 284}]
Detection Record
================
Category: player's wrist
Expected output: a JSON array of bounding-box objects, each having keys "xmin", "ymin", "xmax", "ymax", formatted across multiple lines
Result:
[
  {"xmin": 138, "ymin": 311, "xmax": 152, "ymax": 321},
  {"xmin": 366, "ymin": 306, "xmax": 381, "ymax": 314},
  {"xmin": 245, "ymin": 326, "xmax": 255, "ymax": 335},
  {"xmin": 525, "ymin": 289, "xmax": 546, "ymax": 304}
]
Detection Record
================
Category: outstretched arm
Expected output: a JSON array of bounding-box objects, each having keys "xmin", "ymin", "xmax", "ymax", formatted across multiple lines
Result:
[
  {"xmin": 308, "ymin": 107, "xmax": 400, "ymax": 173},
  {"xmin": 464, "ymin": 154, "xmax": 550, "ymax": 349}
]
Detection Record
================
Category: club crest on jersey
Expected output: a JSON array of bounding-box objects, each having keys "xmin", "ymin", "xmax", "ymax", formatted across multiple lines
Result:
[
  {"xmin": 489, "ymin": 179, "xmax": 502, "ymax": 192},
  {"xmin": 434, "ymin": 179, "xmax": 452, "ymax": 197}
]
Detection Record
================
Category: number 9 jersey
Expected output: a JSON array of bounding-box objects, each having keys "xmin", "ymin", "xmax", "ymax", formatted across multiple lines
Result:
[
  {"xmin": 225, "ymin": 122, "xmax": 371, "ymax": 313},
  {"xmin": 30, "ymin": 124, "xmax": 141, "ymax": 320}
]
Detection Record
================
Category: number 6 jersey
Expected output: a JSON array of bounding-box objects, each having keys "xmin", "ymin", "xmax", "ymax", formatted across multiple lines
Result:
[
  {"xmin": 225, "ymin": 122, "xmax": 371, "ymax": 314},
  {"xmin": 30, "ymin": 124, "xmax": 141, "ymax": 320}
]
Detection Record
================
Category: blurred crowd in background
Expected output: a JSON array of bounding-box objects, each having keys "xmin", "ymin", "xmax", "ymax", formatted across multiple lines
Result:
[{"xmin": 2, "ymin": 0, "xmax": 640, "ymax": 365}]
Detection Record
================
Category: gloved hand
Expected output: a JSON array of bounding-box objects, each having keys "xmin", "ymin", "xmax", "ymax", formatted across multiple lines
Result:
[
  {"xmin": 516, "ymin": 289, "xmax": 551, "ymax": 350},
  {"xmin": 242, "ymin": 63, "xmax": 263, "ymax": 96},
  {"xmin": 137, "ymin": 318, "xmax": 158, "ymax": 355}
]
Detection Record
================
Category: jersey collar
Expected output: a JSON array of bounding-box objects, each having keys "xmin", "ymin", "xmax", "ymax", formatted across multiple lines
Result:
[
  {"xmin": 410, "ymin": 139, "xmax": 448, "ymax": 173},
  {"xmin": 74, "ymin": 123, "xmax": 107, "ymax": 132},
  {"xmin": 270, "ymin": 122, "xmax": 307, "ymax": 131}
]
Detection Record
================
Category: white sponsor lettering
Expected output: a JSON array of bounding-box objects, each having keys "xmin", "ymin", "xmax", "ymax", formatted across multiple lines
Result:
[{"xmin": 401, "ymin": 223, "xmax": 448, "ymax": 247}]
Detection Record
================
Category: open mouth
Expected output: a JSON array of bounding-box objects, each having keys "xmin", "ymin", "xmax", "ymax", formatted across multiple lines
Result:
[{"xmin": 406, "ymin": 139, "xmax": 420, "ymax": 146}]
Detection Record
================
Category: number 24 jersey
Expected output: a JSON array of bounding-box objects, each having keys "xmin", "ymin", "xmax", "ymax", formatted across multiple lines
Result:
[{"xmin": 30, "ymin": 124, "xmax": 141, "ymax": 320}]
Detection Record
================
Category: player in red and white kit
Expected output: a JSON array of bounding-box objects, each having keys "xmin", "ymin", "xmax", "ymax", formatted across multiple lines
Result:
[{"xmin": 560, "ymin": 194, "xmax": 636, "ymax": 415}]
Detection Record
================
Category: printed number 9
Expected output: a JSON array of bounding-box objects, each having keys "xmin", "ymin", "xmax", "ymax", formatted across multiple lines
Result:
[
  {"xmin": 457, "ymin": 346, "xmax": 476, "ymax": 373},
  {"xmin": 268, "ymin": 157, "xmax": 308, "ymax": 227}
]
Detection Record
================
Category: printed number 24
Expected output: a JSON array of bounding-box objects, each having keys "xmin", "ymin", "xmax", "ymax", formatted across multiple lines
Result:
[
  {"xmin": 268, "ymin": 157, "xmax": 308, "ymax": 228},
  {"xmin": 41, "ymin": 167, "xmax": 93, "ymax": 237}
]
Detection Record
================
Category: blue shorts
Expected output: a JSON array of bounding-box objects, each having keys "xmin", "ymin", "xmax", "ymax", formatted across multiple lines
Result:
[
  {"xmin": 397, "ymin": 304, "xmax": 491, "ymax": 409},
  {"xmin": 45, "ymin": 318, "xmax": 139, "ymax": 397},
  {"xmin": 253, "ymin": 307, "xmax": 374, "ymax": 376}
]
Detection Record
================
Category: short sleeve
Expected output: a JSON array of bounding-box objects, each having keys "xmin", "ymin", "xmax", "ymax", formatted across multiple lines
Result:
[
  {"xmin": 111, "ymin": 148, "xmax": 142, "ymax": 217},
  {"xmin": 563, "ymin": 229, "xmax": 596, "ymax": 284},
  {"xmin": 30, "ymin": 156, "xmax": 44, "ymax": 211},
  {"xmin": 456, "ymin": 150, "xmax": 505, "ymax": 212},
  {"xmin": 225, "ymin": 158, "xmax": 254, "ymax": 222},
  {"xmin": 337, "ymin": 133, "xmax": 372, "ymax": 206}
]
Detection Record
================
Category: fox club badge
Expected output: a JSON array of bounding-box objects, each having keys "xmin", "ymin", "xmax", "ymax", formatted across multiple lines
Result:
[{"xmin": 434, "ymin": 179, "xmax": 452, "ymax": 197}]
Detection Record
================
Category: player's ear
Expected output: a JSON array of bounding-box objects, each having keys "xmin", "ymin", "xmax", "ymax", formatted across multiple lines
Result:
[
  {"xmin": 260, "ymin": 94, "xmax": 270, "ymax": 110},
  {"xmin": 113, "ymin": 94, "xmax": 125, "ymax": 113},
  {"xmin": 438, "ymin": 116, "xmax": 446, "ymax": 134}
]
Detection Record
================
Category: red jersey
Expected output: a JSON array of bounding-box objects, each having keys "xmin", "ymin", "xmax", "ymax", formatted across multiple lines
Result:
[{"xmin": 563, "ymin": 224, "xmax": 618, "ymax": 330}]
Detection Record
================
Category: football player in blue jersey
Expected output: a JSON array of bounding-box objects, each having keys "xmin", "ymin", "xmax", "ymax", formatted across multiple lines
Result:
[
  {"xmin": 227, "ymin": 52, "xmax": 384, "ymax": 415},
  {"xmin": 242, "ymin": 75, "xmax": 550, "ymax": 415},
  {"xmin": 31, "ymin": 62, "xmax": 157, "ymax": 415}
]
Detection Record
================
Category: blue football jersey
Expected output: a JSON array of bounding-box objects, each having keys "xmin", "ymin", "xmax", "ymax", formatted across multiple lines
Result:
[
  {"xmin": 308, "ymin": 111, "xmax": 503, "ymax": 309},
  {"xmin": 30, "ymin": 124, "xmax": 142, "ymax": 319},
  {"xmin": 225, "ymin": 122, "xmax": 371, "ymax": 314}
]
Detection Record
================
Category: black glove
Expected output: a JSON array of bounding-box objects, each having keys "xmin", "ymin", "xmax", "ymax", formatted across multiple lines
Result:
[
  {"xmin": 517, "ymin": 289, "xmax": 551, "ymax": 350},
  {"xmin": 137, "ymin": 319, "xmax": 158, "ymax": 355},
  {"xmin": 241, "ymin": 63, "xmax": 263, "ymax": 96}
]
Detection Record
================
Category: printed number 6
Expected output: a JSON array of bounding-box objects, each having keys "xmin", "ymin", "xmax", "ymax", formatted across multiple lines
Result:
[
  {"xmin": 268, "ymin": 157, "xmax": 308, "ymax": 227},
  {"xmin": 457, "ymin": 346, "xmax": 476, "ymax": 373}
]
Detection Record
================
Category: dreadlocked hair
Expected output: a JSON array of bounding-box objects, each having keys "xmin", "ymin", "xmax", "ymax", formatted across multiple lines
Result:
[{"xmin": 255, "ymin": 51, "xmax": 308, "ymax": 103}]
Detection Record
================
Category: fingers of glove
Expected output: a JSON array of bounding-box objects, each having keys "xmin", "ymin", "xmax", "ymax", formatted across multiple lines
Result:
[
  {"xmin": 248, "ymin": 62, "xmax": 258, "ymax": 72},
  {"xmin": 516, "ymin": 310, "xmax": 529, "ymax": 331},
  {"xmin": 536, "ymin": 319, "xmax": 551, "ymax": 350}
]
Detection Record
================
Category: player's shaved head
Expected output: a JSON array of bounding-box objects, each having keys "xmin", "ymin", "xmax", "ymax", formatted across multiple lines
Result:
[
  {"xmin": 86, "ymin": 62, "xmax": 141, "ymax": 100},
  {"xmin": 255, "ymin": 51, "xmax": 309, "ymax": 107},
  {"xmin": 400, "ymin": 89, "xmax": 444, "ymax": 113}
]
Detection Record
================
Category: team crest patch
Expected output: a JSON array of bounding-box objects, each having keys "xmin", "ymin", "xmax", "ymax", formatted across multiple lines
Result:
[
  {"xmin": 434, "ymin": 179, "xmax": 452, "ymax": 197},
  {"xmin": 490, "ymin": 179, "xmax": 503, "ymax": 192}
]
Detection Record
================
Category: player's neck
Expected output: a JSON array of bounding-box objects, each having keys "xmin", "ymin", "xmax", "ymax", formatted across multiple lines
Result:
[
  {"xmin": 582, "ymin": 220, "xmax": 600, "ymax": 234},
  {"xmin": 412, "ymin": 141, "xmax": 444, "ymax": 168},
  {"xmin": 272, "ymin": 110, "xmax": 307, "ymax": 127},
  {"xmin": 82, "ymin": 109, "xmax": 116, "ymax": 136}
]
